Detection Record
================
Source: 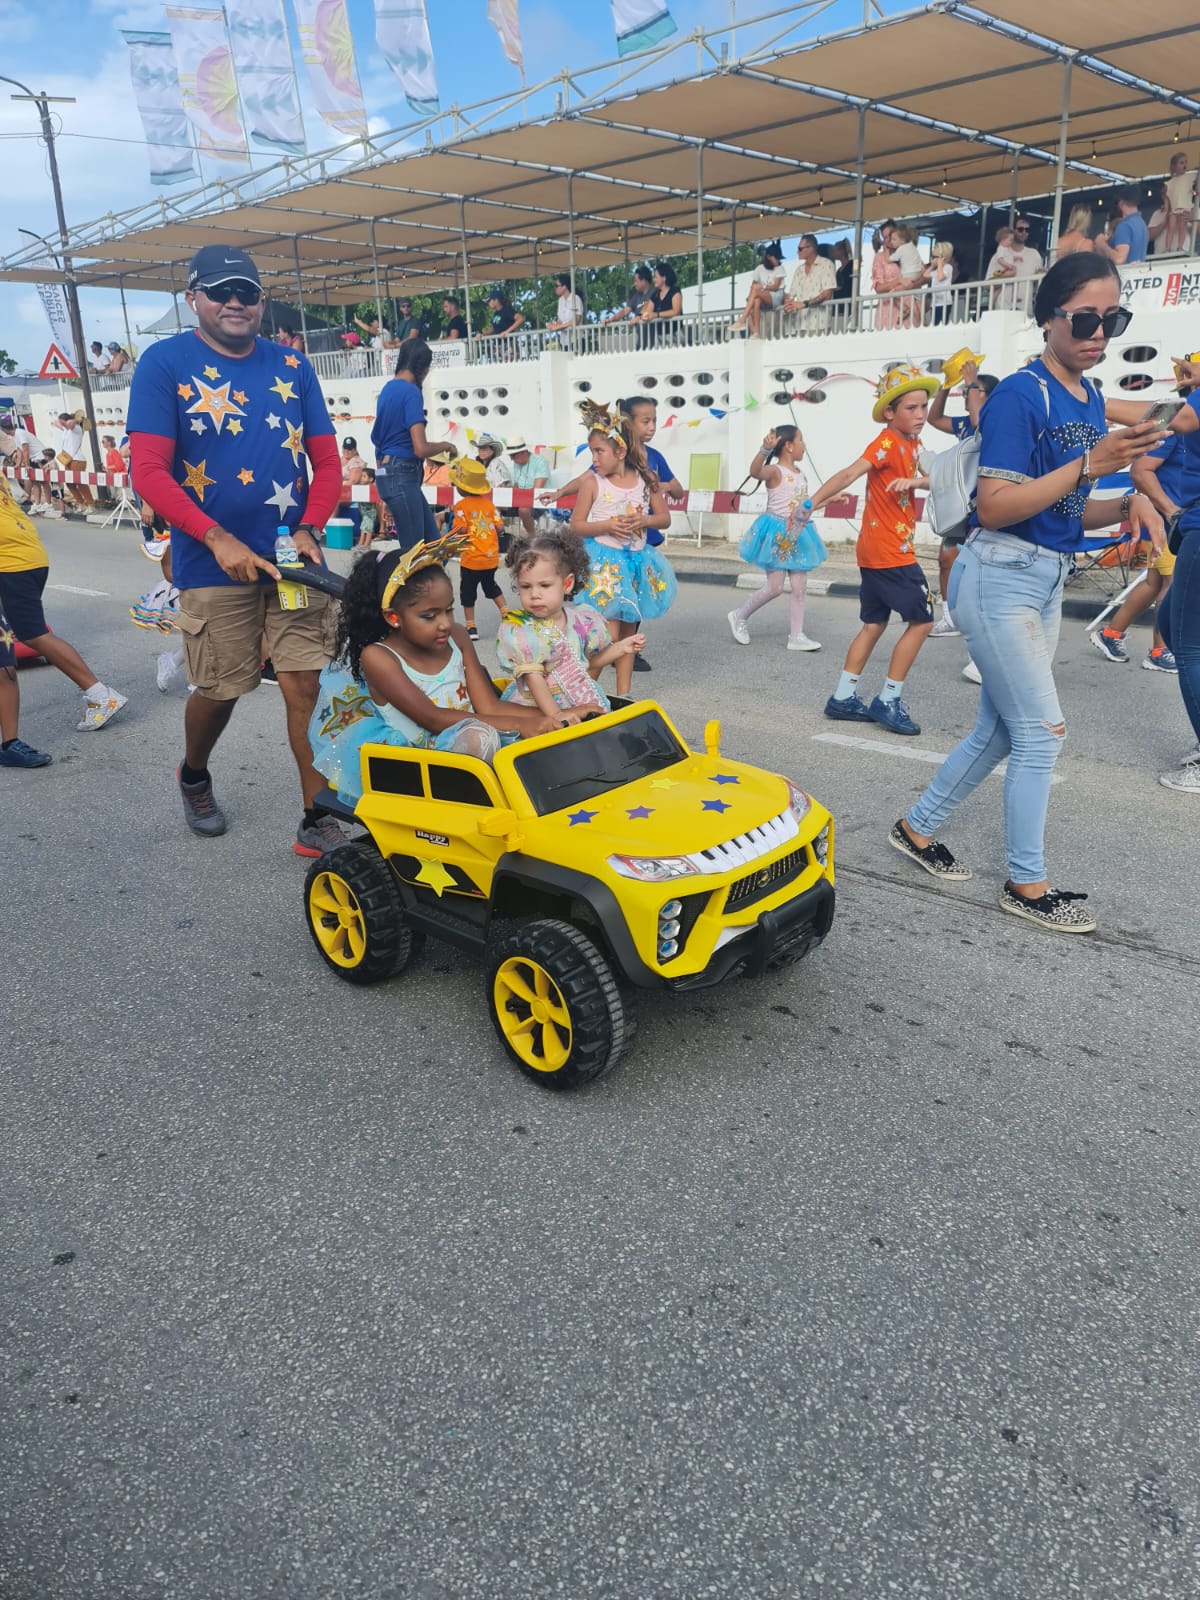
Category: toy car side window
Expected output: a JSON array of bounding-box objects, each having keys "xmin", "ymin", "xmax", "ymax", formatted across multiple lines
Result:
[
  {"xmin": 367, "ymin": 755, "xmax": 425, "ymax": 796},
  {"xmin": 428, "ymin": 765, "xmax": 493, "ymax": 807}
]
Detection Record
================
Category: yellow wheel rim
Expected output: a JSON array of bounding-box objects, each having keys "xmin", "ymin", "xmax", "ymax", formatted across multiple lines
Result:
[
  {"xmin": 493, "ymin": 957, "xmax": 573, "ymax": 1073},
  {"xmin": 309, "ymin": 870, "xmax": 368, "ymax": 969}
]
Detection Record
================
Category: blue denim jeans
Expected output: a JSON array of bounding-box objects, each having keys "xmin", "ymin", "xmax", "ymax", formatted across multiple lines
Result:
[
  {"xmin": 907, "ymin": 531, "xmax": 1071, "ymax": 883},
  {"xmin": 1167, "ymin": 524, "xmax": 1200, "ymax": 741},
  {"xmin": 375, "ymin": 457, "xmax": 438, "ymax": 552}
]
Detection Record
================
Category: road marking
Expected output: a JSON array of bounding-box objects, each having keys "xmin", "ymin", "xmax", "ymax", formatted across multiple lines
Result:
[
  {"xmin": 813, "ymin": 731, "xmax": 1063, "ymax": 784},
  {"xmin": 48, "ymin": 583, "xmax": 109, "ymax": 597}
]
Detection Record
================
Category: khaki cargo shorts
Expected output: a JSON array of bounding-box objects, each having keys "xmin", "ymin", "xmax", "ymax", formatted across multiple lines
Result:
[{"xmin": 176, "ymin": 583, "xmax": 335, "ymax": 700}]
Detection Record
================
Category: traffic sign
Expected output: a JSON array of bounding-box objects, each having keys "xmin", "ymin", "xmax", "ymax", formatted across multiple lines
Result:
[{"xmin": 38, "ymin": 343, "xmax": 78, "ymax": 380}]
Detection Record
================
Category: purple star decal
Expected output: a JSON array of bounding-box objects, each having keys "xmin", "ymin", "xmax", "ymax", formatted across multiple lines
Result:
[
  {"xmin": 567, "ymin": 808, "xmax": 598, "ymax": 826},
  {"xmin": 626, "ymin": 805, "xmax": 654, "ymax": 819},
  {"xmin": 711, "ymin": 773, "xmax": 740, "ymax": 785},
  {"xmin": 702, "ymin": 798, "xmax": 732, "ymax": 813}
]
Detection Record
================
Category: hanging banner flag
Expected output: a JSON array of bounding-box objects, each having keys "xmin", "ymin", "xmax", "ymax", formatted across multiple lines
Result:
[
  {"xmin": 225, "ymin": 0, "xmax": 306, "ymax": 156},
  {"xmin": 164, "ymin": 4, "xmax": 250, "ymax": 164},
  {"xmin": 292, "ymin": 0, "xmax": 368, "ymax": 138},
  {"xmin": 486, "ymin": 0, "xmax": 523, "ymax": 79},
  {"xmin": 611, "ymin": 0, "xmax": 677, "ymax": 56},
  {"xmin": 121, "ymin": 30, "xmax": 197, "ymax": 187},
  {"xmin": 17, "ymin": 231, "xmax": 77, "ymax": 367},
  {"xmin": 375, "ymin": 0, "xmax": 438, "ymax": 116}
]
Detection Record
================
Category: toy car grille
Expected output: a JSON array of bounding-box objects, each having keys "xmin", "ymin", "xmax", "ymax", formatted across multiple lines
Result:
[
  {"xmin": 693, "ymin": 809, "xmax": 798, "ymax": 873},
  {"xmin": 725, "ymin": 846, "xmax": 808, "ymax": 911}
]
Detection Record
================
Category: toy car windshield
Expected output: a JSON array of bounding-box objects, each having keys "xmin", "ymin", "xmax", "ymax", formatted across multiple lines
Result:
[{"xmin": 513, "ymin": 708, "xmax": 687, "ymax": 815}]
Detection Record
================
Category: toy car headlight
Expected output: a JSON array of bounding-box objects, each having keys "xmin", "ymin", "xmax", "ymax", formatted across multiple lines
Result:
[
  {"xmin": 608, "ymin": 854, "xmax": 699, "ymax": 883},
  {"xmin": 786, "ymin": 781, "xmax": 812, "ymax": 821}
]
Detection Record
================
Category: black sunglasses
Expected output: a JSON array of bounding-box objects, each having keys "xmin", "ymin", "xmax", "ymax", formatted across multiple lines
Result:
[
  {"xmin": 198, "ymin": 280, "xmax": 262, "ymax": 306},
  {"xmin": 1051, "ymin": 306, "xmax": 1133, "ymax": 340}
]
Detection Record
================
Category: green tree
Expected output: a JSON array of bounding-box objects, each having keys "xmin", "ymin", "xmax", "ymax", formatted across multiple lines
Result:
[{"xmin": 0, "ymin": 348, "xmax": 17, "ymax": 376}]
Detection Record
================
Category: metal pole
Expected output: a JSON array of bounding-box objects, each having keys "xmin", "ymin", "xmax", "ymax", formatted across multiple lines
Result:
[
  {"xmin": 168, "ymin": 260, "xmax": 183, "ymax": 331},
  {"xmin": 292, "ymin": 236, "xmax": 308, "ymax": 345},
  {"xmin": 852, "ymin": 104, "xmax": 866, "ymax": 324},
  {"xmin": 730, "ymin": 205, "xmax": 737, "ymax": 313},
  {"xmin": 458, "ymin": 197, "xmax": 474, "ymax": 341},
  {"xmin": 1008, "ymin": 149, "xmax": 1020, "ymax": 227},
  {"xmin": 118, "ymin": 275, "xmax": 134, "ymax": 359},
  {"xmin": 370, "ymin": 220, "xmax": 384, "ymax": 338},
  {"xmin": 1048, "ymin": 61, "xmax": 1073, "ymax": 258},
  {"xmin": 3, "ymin": 78, "xmax": 102, "ymax": 476},
  {"xmin": 567, "ymin": 172, "xmax": 577, "ymax": 317},
  {"xmin": 695, "ymin": 144, "xmax": 705, "ymax": 322}
]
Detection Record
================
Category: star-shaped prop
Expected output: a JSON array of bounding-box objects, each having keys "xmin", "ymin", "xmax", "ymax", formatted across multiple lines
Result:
[
  {"xmin": 264, "ymin": 479, "xmax": 297, "ymax": 515},
  {"xmin": 415, "ymin": 858, "xmax": 456, "ymax": 897},
  {"xmin": 702, "ymin": 798, "xmax": 731, "ymax": 814},
  {"xmin": 186, "ymin": 376, "xmax": 246, "ymax": 435},
  {"xmin": 320, "ymin": 686, "xmax": 374, "ymax": 736},
  {"xmin": 567, "ymin": 808, "xmax": 597, "ymax": 826},
  {"xmin": 182, "ymin": 458, "xmax": 216, "ymax": 502}
]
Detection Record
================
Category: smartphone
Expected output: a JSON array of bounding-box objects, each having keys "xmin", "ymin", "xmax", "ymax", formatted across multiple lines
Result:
[{"xmin": 1140, "ymin": 398, "xmax": 1184, "ymax": 427}]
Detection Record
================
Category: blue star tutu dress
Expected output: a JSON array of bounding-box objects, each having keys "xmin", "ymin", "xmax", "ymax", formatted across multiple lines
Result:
[
  {"xmin": 738, "ymin": 462, "xmax": 827, "ymax": 572},
  {"xmin": 582, "ymin": 475, "xmax": 677, "ymax": 624}
]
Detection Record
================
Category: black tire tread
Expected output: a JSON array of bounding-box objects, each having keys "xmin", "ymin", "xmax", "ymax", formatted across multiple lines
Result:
[
  {"xmin": 304, "ymin": 843, "xmax": 413, "ymax": 985},
  {"xmin": 486, "ymin": 918, "xmax": 630, "ymax": 1089}
]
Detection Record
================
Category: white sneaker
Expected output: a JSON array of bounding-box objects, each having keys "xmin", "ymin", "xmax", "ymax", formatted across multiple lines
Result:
[
  {"xmin": 727, "ymin": 609, "xmax": 750, "ymax": 645},
  {"xmin": 786, "ymin": 633, "xmax": 822, "ymax": 651},
  {"xmin": 930, "ymin": 614, "xmax": 960, "ymax": 638},
  {"xmin": 156, "ymin": 651, "xmax": 182, "ymax": 692},
  {"xmin": 1180, "ymin": 743, "xmax": 1200, "ymax": 766},
  {"xmin": 77, "ymin": 689, "xmax": 127, "ymax": 731},
  {"xmin": 27, "ymin": 502, "xmax": 44, "ymax": 516},
  {"xmin": 1160, "ymin": 763, "xmax": 1200, "ymax": 792},
  {"xmin": 962, "ymin": 660, "xmax": 982, "ymax": 684}
]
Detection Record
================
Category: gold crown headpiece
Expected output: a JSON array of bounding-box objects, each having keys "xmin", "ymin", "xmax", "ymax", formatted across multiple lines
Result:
[
  {"xmin": 379, "ymin": 531, "xmax": 469, "ymax": 614},
  {"xmin": 578, "ymin": 398, "xmax": 625, "ymax": 445},
  {"xmin": 875, "ymin": 362, "xmax": 928, "ymax": 400}
]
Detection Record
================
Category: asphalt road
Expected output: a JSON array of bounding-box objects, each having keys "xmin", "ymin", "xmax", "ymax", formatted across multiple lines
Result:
[{"xmin": 3, "ymin": 522, "xmax": 1198, "ymax": 1600}]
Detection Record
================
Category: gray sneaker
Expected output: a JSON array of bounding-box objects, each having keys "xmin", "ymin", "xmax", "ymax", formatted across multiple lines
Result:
[
  {"xmin": 294, "ymin": 813, "xmax": 347, "ymax": 858},
  {"xmin": 1159, "ymin": 763, "xmax": 1200, "ymax": 793},
  {"xmin": 177, "ymin": 766, "xmax": 227, "ymax": 837},
  {"xmin": 999, "ymin": 881, "xmax": 1096, "ymax": 934}
]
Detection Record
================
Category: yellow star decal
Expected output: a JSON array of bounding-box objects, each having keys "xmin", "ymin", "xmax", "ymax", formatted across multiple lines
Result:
[
  {"xmin": 649, "ymin": 776, "xmax": 679, "ymax": 790},
  {"xmin": 269, "ymin": 376, "xmax": 296, "ymax": 404},
  {"xmin": 319, "ymin": 686, "xmax": 374, "ymax": 736},
  {"xmin": 283, "ymin": 353, "xmax": 301, "ymax": 369},
  {"xmin": 177, "ymin": 382, "xmax": 194, "ymax": 400},
  {"xmin": 415, "ymin": 858, "xmax": 456, "ymax": 897},
  {"xmin": 227, "ymin": 419, "xmax": 243, "ymax": 436},
  {"xmin": 186, "ymin": 375, "xmax": 246, "ymax": 435},
  {"xmin": 0, "ymin": 625, "xmax": 15, "ymax": 651},
  {"xmin": 237, "ymin": 468, "xmax": 254, "ymax": 486},
  {"xmin": 232, "ymin": 390, "xmax": 248, "ymax": 406},
  {"xmin": 281, "ymin": 419, "xmax": 305, "ymax": 467},
  {"xmin": 182, "ymin": 458, "xmax": 216, "ymax": 502},
  {"xmin": 203, "ymin": 365, "xmax": 219, "ymax": 380}
]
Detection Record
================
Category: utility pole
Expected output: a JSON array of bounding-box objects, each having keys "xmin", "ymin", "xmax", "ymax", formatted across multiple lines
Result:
[{"xmin": 2, "ymin": 74, "xmax": 103, "ymax": 483}]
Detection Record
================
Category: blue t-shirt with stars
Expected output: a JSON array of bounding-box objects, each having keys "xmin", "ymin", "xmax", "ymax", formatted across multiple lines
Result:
[
  {"xmin": 127, "ymin": 329, "xmax": 334, "ymax": 589},
  {"xmin": 975, "ymin": 359, "xmax": 1106, "ymax": 552}
]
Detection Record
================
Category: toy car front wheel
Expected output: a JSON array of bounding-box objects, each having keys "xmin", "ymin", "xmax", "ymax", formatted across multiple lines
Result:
[
  {"xmin": 487, "ymin": 919, "xmax": 631, "ymax": 1089},
  {"xmin": 304, "ymin": 844, "xmax": 416, "ymax": 985}
]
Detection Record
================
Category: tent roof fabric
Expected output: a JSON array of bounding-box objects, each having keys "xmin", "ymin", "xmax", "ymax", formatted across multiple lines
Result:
[{"xmin": 3, "ymin": 0, "xmax": 1196, "ymax": 300}]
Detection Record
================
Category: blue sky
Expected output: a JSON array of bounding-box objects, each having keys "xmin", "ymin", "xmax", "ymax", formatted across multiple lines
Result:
[{"xmin": 0, "ymin": 0, "xmax": 905, "ymax": 371}]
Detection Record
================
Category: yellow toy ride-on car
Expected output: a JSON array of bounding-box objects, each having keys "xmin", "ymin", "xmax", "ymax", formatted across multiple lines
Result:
[{"xmin": 304, "ymin": 699, "xmax": 835, "ymax": 1089}]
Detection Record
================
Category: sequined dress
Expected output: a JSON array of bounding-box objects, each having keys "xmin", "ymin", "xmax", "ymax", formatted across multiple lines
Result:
[{"xmin": 582, "ymin": 474, "xmax": 677, "ymax": 623}]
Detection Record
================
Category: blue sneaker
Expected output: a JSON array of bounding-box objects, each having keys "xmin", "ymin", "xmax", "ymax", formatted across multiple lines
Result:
[
  {"xmin": 1143, "ymin": 648, "xmax": 1178, "ymax": 673},
  {"xmin": 1089, "ymin": 629, "xmax": 1128, "ymax": 664},
  {"xmin": 823, "ymin": 692, "xmax": 874, "ymax": 722},
  {"xmin": 0, "ymin": 737, "xmax": 52, "ymax": 768},
  {"xmin": 869, "ymin": 695, "xmax": 921, "ymax": 736}
]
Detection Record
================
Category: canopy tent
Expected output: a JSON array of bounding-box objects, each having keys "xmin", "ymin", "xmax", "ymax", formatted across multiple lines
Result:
[{"xmin": 1, "ymin": 0, "xmax": 1197, "ymax": 307}]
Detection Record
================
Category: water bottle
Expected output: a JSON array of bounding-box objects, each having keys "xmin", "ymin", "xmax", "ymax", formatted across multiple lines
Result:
[{"xmin": 274, "ymin": 524, "xmax": 307, "ymax": 610}]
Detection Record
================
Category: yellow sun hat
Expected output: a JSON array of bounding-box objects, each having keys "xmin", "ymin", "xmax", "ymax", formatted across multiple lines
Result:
[
  {"xmin": 940, "ymin": 347, "xmax": 987, "ymax": 390},
  {"xmin": 448, "ymin": 456, "xmax": 491, "ymax": 496},
  {"xmin": 872, "ymin": 363, "xmax": 941, "ymax": 423}
]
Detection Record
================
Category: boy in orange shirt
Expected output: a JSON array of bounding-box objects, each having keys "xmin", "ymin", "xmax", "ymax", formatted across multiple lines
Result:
[
  {"xmin": 448, "ymin": 456, "xmax": 506, "ymax": 640},
  {"xmin": 810, "ymin": 365, "xmax": 939, "ymax": 736}
]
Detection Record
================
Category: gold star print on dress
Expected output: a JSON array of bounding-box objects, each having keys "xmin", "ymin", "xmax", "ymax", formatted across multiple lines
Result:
[
  {"xmin": 182, "ymin": 459, "xmax": 216, "ymax": 501},
  {"xmin": 186, "ymin": 376, "xmax": 246, "ymax": 435},
  {"xmin": 590, "ymin": 560, "xmax": 622, "ymax": 606},
  {"xmin": 319, "ymin": 686, "xmax": 374, "ymax": 736}
]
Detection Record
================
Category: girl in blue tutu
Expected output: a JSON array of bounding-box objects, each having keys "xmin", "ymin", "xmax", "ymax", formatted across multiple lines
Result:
[
  {"xmin": 571, "ymin": 399, "xmax": 676, "ymax": 697},
  {"xmin": 308, "ymin": 534, "xmax": 561, "ymax": 803},
  {"xmin": 728, "ymin": 426, "xmax": 827, "ymax": 651}
]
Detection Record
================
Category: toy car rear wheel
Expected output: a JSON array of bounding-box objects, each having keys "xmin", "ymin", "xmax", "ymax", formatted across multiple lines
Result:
[
  {"xmin": 487, "ymin": 918, "xmax": 631, "ymax": 1089},
  {"xmin": 304, "ymin": 844, "xmax": 415, "ymax": 985}
]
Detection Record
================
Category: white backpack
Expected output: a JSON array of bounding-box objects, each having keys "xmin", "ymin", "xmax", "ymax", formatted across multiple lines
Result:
[{"xmin": 925, "ymin": 371, "xmax": 1053, "ymax": 542}]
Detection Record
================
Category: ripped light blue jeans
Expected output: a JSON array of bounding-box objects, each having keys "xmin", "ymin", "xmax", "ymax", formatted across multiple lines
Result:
[{"xmin": 906, "ymin": 531, "xmax": 1071, "ymax": 883}]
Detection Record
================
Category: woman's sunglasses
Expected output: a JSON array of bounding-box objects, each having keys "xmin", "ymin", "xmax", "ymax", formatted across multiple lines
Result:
[
  {"xmin": 198, "ymin": 281, "xmax": 262, "ymax": 306},
  {"xmin": 1051, "ymin": 306, "xmax": 1133, "ymax": 340}
]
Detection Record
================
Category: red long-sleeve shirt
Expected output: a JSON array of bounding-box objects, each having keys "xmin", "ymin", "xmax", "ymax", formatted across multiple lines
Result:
[{"xmin": 130, "ymin": 430, "xmax": 341, "ymax": 541}]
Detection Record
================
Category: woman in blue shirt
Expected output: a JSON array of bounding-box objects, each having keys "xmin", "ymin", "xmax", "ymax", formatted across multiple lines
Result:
[
  {"xmin": 890, "ymin": 255, "xmax": 1165, "ymax": 934},
  {"xmin": 370, "ymin": 341, "xmax": 457, "ymax": 552}
]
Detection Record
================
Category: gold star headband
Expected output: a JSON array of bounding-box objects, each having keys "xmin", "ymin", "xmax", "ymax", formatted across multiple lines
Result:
[
  {"xmin": 379, "ymin": 531, "xmax": 469, "ymax": 614},
  {"xmin": 578, "ymin": 398, "xmax": 625, "ymax": 445}
]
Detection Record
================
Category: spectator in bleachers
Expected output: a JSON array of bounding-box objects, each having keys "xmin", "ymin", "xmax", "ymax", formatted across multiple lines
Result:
[
  {"xmin": 732, "ymin": 242, "xmax": 786, "ymax": 337},
  {"xmin": 832, "ymin": 239, "xmax": 854, "ymax": 301},
  {"xmin": 641, "ymin": 262, "xmax": 683, "ymax": 344},
  {"xmin": 1054, "ymin": 204, "xmax": 1095, "ymax": 260},
  {"xmin": 889, "ymin": 224, "xmax": 927, "ymax": 326},
  {"xmin": 546, "ymin": 274, "xmax": 584, "ymax": 334},
  {"xmin": 1147, "ymin": 186, "xmax": 1170, "ymax": 256},
  {"xmin": 440, "ymin": 296, "xmax": 468, "ymax": 340},
  {"xmin": 871, "ymin": 223, "xmax": 903, "ymax": 329},
  {"xmin": 1095, "ymin": 189, "xmax": 1149, "ymax": 265},
  {"xmin": 784, "ymin": 235, "xmax": 837, "ymax": 331},
  {"xmin": 923, "ymin": 242, "xmax": 957, "ymax": 324},
  {"xmin": 482, "ymin": 290, "xmax": 524, "ymax": 340},
  {"xmin": 1164, "ymin": 150, "xmax": 1197, "ymax": 254},
  {"xmin": 601, "ymin": 266, "xmax": 654, "ymax": 329}
]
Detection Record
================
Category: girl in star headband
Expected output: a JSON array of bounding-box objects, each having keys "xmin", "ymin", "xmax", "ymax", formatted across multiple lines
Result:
[
  {"xmin": 307, "ymin": 539, "xmax": 562, "ymax": 802},
  {"xmin": 570, "ymin": 400, "xmax": 677, "ymax": 696}
]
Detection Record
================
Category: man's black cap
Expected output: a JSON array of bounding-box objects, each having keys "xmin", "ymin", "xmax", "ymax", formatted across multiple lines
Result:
[{"xmin": 188, "ymin": 245, "xmax": 261, "ymax": 290}]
